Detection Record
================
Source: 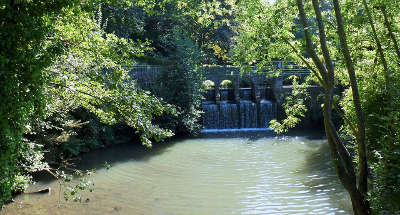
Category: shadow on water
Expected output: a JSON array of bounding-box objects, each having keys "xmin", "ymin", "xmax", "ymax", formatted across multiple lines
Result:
[
  {"xmin": 300, "ymin": 140, "xmax": 353, "ymax": 213},
  {"xmin": 33, "ymin": 138, "xmax": 182, "ymax": 184},
  {"xmin": 6, "ymin": 129, "xmax": 355, "ymax": 215},
  {"xmin": 35, "ymin": 128, "xmax": 325, "ymax": 185}
]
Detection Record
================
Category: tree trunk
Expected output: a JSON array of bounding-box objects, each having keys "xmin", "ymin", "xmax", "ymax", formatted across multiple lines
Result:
[
  {"xmin": 381, "ymin": 5, "xmax": 400, "ymax": 65},
  {"xmin": 361, "ymin": 0, "xmax": 391, "ymax": 96},
  {"xmin": 296, "ymin": 0, "xmax": 371, "ymax": 214},
  {"xmin": 332, "ymin": 0, "xmax": 368, "ymax": 198}
]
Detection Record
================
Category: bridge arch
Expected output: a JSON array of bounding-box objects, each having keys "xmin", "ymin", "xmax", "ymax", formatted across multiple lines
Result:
[{"xmin": 202, "ymin": 80, "xmax": 216, "ymax": 103}]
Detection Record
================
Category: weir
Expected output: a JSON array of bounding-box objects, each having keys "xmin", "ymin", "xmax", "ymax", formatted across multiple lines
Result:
[
  {"xmin": 200, "ymin": 65, "xmax": 279, "ymax": 131},
  {"xmin": 129, "ymin": 63, "xmax": 323, "ymax": 131},
  {"xmin": 202, "ymin": 100, "xmax": 277, "ymax": 130}
]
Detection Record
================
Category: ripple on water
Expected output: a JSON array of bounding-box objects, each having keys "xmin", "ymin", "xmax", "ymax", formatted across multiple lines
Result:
[{"xmin": 1, "ymin": 135, "xmax": 352, "ymax": 215}]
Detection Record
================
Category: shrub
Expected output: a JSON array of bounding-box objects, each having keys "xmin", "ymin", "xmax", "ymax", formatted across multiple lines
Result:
[
  {"xmin": 220, "ymin": 80, "xmax": 233, "ymax": 89},
  {"xmin": 202, "ymin": 80, "xmax": 215, "ymax": 90}
]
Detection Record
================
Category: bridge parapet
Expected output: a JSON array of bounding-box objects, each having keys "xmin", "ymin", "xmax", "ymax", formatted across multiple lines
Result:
[
  {"xmin": 129, "ymin": 63, "xmax": 322, "ymax": 127},
  {"xmin": 129, "ymin": 63, "xmax": 313, "ymax": 104},
  {"xmin": 129, "ymin": 65, "xmax": 167, "ymax": 89}
]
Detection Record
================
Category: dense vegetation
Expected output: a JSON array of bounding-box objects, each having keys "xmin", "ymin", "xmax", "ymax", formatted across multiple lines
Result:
[
  {"xmin": 1, "ymin": 0, "xmax": 400, "ymax": 214},
  {"xmin": 0, "ymin": 0, "xmax": 236, "ymax": 206},
  {"xmin": 233, "ymin": 0, "xmax": 400, "ymax": 214},
  {"xmin": 0, "ymin": 0, "xmax": 173, "ymax": 205}
]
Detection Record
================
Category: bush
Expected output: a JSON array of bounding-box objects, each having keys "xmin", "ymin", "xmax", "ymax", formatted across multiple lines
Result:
[
  {"xmin": 220, "ymin": 80, "xmax": 233, "ymax": 89},
  {"xmin": 149, "ymin": 28, "xmax": 204, "ymax": 135},
  {"xmin": 202, "ymin": 80, "xmax": 215, "ymax": 90}
]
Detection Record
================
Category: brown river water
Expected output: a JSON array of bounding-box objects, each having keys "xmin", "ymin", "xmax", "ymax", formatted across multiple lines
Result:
[{"xmin": 1, "ymin": 133, "xmax": 352, "ymax": 215}]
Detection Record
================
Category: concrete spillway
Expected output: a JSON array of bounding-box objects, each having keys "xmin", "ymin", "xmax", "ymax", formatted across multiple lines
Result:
[{"xmin": 201, "ymin": 100, "xmax": 277, "ymax": 130}]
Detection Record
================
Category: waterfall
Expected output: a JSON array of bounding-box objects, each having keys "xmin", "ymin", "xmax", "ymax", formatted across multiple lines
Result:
[
  {"xmin": 202, "ymin": 104, "xmax": 219, "ymax": 129},
  {"xmin": 219, "ymin": 103, "xmax": 239, "ymax": 129},
  {"xmin": 202, "ymin": 100, "xmax": 277, "ymax": 130},
  {"xmin": 239, "ymin": 101, "xmax": 258, "ymax": 128},
  {"xmin": 258, "ymin": 100, "xmax": 277, "ymax": 128}
]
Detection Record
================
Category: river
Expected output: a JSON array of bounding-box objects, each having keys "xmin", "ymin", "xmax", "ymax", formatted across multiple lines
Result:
[{"xmin": 1, "ymin": 132, "xmax": 352, "ymax": 215}]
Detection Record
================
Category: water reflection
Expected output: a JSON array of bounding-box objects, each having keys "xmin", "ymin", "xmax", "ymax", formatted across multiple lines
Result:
[
  {"xmin": 1, "ymin": 134, "xmax": 352, "ymax": 215},
  {"xmin": 301, "ymin": 140, "xmax": 353, "ymax": 213}
]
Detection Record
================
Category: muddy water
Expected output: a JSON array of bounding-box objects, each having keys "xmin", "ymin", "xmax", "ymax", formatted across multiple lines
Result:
[{"xmin": 1, "ymin": 135, "xmax": 352, "ymax": 215}]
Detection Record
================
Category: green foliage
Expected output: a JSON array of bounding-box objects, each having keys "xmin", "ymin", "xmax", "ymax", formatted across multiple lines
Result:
[
  {"xmin": 269, "ymin": 75, "xmax": 309, "ymax": 133},
  {"xmin": 20, "ymin": 2, "xmax": 176, "ymax": 158},
  {"xmin": 202, "ymin": 80, "xmax": 215, "ymax": 89},
  {"xmin": 150, "ymin": 28, "xmax": 204, "ymax": 135},
  {"xmin": 232, "ymin": 0, "xmax": 400, "ymax": 213},
  {"xmin": 97, "ymin": 0, "xmax": 235, "ymax": 135},
  {"xmin": 61, "ymin": 169, "xmax": 95, "ymax": 203},
  {"xmin": 174, "ymin": 0, "xmax": 236, "ymax": 64},
  {"xmin": 0, "ymin": 0, "xmax": 176, "ymax": 206},
  {"xmin": 335, "ymin": 1, "xmax": 400, "ymax": 213},
  {"xmin": 101, "ymin": 0, "xmax": 235, "ymax": 65},
  {"xmin": 339, "ymin": 55, "xmax": 400, "ymax": 214},
  {"xmin": 220, "ymin": 80, "xmax": 233, "ymax": 89},
  {"xmin": 0, "ymin": 0, "xmax": 80, "ymax": 206}
]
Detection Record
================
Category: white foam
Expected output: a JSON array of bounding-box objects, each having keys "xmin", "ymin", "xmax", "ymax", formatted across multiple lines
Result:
[{"xmin": 201, "ymin": 128, "xmax": 273, "ymax": 133}]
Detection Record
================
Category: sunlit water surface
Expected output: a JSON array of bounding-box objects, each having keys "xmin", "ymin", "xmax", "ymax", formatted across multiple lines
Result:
[{"xmin": 1, "ymin": 135, "xmax": 352, "ymax": 215}]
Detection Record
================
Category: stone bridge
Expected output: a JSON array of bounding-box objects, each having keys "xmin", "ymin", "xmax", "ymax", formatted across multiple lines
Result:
[
  {"xmin": 200, "ymin": 64, "xmax": 311, "ymax": 104},
  {"xmin": 130, "ymin": 63, "xmax": 313, "ymax": 104},
  {"xmin": 130, "ymin": 63, "xmax": 323, "ymax": 127}
]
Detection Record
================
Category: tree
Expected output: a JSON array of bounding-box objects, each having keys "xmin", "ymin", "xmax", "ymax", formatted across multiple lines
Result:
[
  {"xmin": 99, "ymin": 0, "xmax": 237, "ymax": 135},
  {"xmin": 232, "ymin": 0, "xmax": 400, "ymax": 214},
  {"xmin": 0, "ymin": 0, "xmax": 79, "ymax": 205},
  {"xmin": 0, "ymin": 0, "xmax": 176, "ymax": 205}
]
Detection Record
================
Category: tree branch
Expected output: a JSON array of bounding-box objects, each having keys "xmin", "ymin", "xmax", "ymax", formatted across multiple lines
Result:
[
  {"xmin": 281, "ymin": 37, "xmax": 327, "ymax": 88},
  {"xmin": 295, "ymin": 0, "xmax": 328, "ymax": 82},
  {"xmin": 333, "ymin": 101, "xmax": 358, "ymax": 139},
  {"xmin": 326, "ymin": 117, "xmax": 356, "ymax": 182},
  {"xmin": 311, "ymin": 0, "xmax": 335, "ymax": 84},
  {"xmin": 362, "ymin": 0, "xmax": 391, "ymax": 96},
  {"xmin": 381, "ymin": 5, "xmax": 400, "ymax": 66}
]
